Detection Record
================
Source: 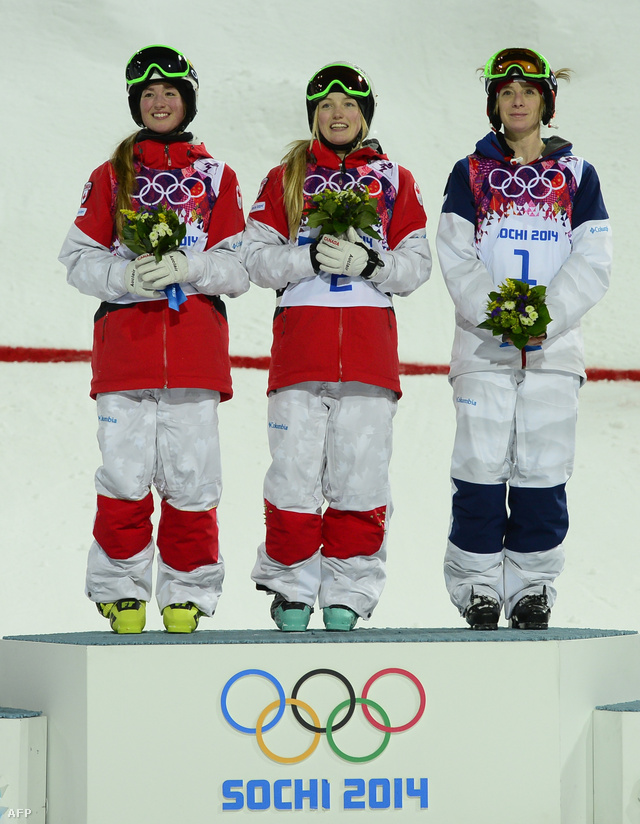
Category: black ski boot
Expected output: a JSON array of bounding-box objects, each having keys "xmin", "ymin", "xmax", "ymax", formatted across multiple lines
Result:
[
  {"xmin": 463, "ymin": 588, "xmax": 500, "ymax": 630},
  {"xmin": 510, "ymin": 586, "xmax": 550, "ymax": 630}
]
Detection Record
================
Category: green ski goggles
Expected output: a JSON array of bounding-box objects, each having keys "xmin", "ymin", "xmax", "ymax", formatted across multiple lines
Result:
[
  {"xmin": 306, "ymin": 64, "xmax": 371, "ymax": 102},
  {"xmin": 126, "ymin": 45, "xmax": 192, "ymax": 86}
]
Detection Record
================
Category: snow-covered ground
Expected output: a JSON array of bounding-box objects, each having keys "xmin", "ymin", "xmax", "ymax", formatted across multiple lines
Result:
[{"xmin": 1, "ymin": 0, "xmax": 638, "ymax": 636}]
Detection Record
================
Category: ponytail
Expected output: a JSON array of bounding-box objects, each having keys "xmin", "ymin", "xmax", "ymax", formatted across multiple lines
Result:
[{"xmin": 110, "ymin": 133, "xmax": 139, "ymax": 240}]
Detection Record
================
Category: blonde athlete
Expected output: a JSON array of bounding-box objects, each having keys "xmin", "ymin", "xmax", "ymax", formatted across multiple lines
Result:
[{"xmin": 244, "ymin": 63, "xmax": 431, "ymax": 632}]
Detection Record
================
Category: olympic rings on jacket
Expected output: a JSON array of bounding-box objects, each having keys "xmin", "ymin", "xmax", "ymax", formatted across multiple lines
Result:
[
  {"xmin": 220, "ymin": 667, "xmax": 426, "ymax": 764},
  {"xmin": 488, "ymin": 166, "xmax": 566, "ymax": 200},
  {"xmin": 303, "ymin": 172, "xmax": 383, "ymax": 198},
  {"xmin": 135, "ymin": 171, "xmax": 207, "ymax": 206}
]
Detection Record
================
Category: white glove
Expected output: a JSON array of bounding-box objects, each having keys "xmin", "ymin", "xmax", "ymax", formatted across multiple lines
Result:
[
  {"xmin": 124, "ymin": 259, "xmax": 164, "ymax": 298},
  {"xmin": 314, "ymin": 228, "xmax": 370, "ymax": 276},
  {"xmin": 136, "ymin": 250, "xmax": 191, "ymax": 290},
  {"xmin": 314, "ymin": 227, "xmax": 384, "ymax": 280}
]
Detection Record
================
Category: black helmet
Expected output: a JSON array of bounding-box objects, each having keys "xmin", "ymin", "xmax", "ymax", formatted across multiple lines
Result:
[
  {"xmin": 125, "ymin": 44, "xmax": 199, "ymax": 129},
  {"xmin": 305, "ymin": 62, "xmax": 375, "ymax": 132},
  {"xmin": 483, "ymin": 47, "xmax": 557, "ymax": 130}
]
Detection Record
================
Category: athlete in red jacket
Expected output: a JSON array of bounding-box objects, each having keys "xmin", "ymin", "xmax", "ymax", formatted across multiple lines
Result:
[
  {"xmin": 244, "ymin": 62, "xmax": 431, "ymax": 632},
  {"xmin": 59, "ymin": 45, "xmax": 248, "ymax": 634}
]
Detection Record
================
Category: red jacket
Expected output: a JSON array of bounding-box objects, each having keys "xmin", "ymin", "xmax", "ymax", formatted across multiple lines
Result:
[
  {"xmin": 61, "ymin": 138, "xmax": 247, "ymax": 399},
  {"xmin": 245, "ymin": 140, "xmax": 430, "ymax": 396}
]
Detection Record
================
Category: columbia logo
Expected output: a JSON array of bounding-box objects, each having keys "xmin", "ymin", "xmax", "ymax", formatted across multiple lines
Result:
[
  {"xmin": 268, "ymin": 422, "xmax": 288, "ymax": 430},
  {"xmin": 456, "ymin": 397, "xmax": 477, "ymax": 406}
]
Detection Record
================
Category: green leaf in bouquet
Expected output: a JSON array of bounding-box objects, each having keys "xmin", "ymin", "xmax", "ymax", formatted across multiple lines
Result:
[
  {"xmin": 121, "ymin": 226, "xmax": 149, "ymax": 256},
  {"xmin": 360, "ymin": 225, "xmax": 382, "ymax": 240},
  {"xmin": 175, "ymin": 222, "xmax": 187, "ymax": 243},
  {"xmin": 306, "ymin": 210, "xmax": 329, "ymax": 228},
  {"xmin": 355, "ymin": 210, "xmax": 374, "ymax": 228},
  {"xmin": 536, "ymin": 304, "xmax": 552, "ymax": 325},
  {"xmin": 527, "ymin": 321, "xmax": 547, "ymax": 338},
  {"xmin": 530, "ymin": 284, "xmax": 548, "ymax": 300},
  {"xmin": 509, "ymin": 333, "xmax": 529, "ymax": 350}
]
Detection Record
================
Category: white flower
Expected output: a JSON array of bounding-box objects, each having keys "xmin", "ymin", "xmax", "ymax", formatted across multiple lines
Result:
[{"xmin": 503, "ymin": 300, "xmax": 516, "ymax": 311}]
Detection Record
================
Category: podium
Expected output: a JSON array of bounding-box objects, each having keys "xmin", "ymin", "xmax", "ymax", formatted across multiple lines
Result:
[
  {"xmin": 0, "ymin": 707, "xmax": 46, "ymax": 821},
  {"xmin": 0, "ymin": 627, "xmax": 638, "ymax": 823}
]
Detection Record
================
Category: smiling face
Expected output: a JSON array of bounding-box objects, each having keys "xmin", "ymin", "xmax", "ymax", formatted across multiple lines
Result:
[
  {"xmin": 139, "ymin": 82, "xmax": 186, "ymax": 133},
  {"xmin": 316, "ymin": 92, "xmax": 363, "ymax": 151},
  {"xmin": 496, "ymin": 80, "xmax": 544, "ymax": 139}
]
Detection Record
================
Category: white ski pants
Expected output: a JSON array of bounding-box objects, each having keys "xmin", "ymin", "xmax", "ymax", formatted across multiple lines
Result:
[
  {"xmin": 251, "ymin": 381, "xmax": 397, "ymax": 618},
  {"xmin": 444, "ymin": 370, "xmax": 580, "ymax": 617},
  {"xmin": 86, "ymin": 388, "xmax": 225, "ymax": 615}
]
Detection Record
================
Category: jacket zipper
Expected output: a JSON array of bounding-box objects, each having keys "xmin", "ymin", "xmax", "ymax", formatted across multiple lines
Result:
[
  {"xmin": 102, "ymin": 313, "xmax": 108, "ymax": 342},
  {"xmin": 163, "ymin": 307, "xmax": 169, "ymax": 387},
  {"xmin": 165, "ymin": 144, "xmax": 171, "ymax": 168},
  {"xmin": 338, "ymin": 307, "xmax": 343, "ymax": 381}
]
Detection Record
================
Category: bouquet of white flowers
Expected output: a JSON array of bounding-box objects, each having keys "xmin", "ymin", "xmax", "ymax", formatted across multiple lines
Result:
[
  {"xmin": 121, "ymin": 204, "xmax": 187, "ymax": 309},
  {"xmin": 121, "ymin": 204, "xmax": 187, "ymax": 260},
  {"xmin": 478, "ymin": 278, "xmax": 551, "ymax": 350}
]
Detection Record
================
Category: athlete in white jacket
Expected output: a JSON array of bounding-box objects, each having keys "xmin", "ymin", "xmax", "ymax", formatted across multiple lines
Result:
[{"xmin": 436, "ymin": 47, "xmax": 612, "ymax": 630}]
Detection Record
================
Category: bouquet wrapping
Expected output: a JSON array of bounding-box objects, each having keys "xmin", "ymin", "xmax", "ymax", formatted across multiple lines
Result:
[
  {"xmin": 478, "ymin": 278, "xmax": 551, "ymax": 350},
  {"xmin": 120, "ymin": 205, "xmax": 188, "ymax": 310}
]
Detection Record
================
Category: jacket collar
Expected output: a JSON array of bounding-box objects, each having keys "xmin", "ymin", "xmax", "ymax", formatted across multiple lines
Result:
[
  {"xmin": 309, "ymin": 138, "xmax": 388, "ymax": 169},
  {"xmin": 133, "ymin": 138, "xmax": 212, "ymax": 169},
  {"xmin": 474, "ymin": 131, "xmax": 573, "ymax": 163}
]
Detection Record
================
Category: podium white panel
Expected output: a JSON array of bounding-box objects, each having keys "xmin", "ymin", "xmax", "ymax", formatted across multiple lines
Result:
[
  {"xmin": 594, "ymin": 701, "xmax": 640, "ymax": 823},
  {"xmin": 0, "ymin": 710, "xmax": 47, "ymax": 822},
  {"xmin": 0, "ymin": 627, "xmax": 638, "ymax": 824}
]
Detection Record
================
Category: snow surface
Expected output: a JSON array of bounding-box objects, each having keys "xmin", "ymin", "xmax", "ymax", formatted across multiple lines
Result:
[{"xmin": 1, "ymin": 0, "xmax": 638, "ymax": 635}]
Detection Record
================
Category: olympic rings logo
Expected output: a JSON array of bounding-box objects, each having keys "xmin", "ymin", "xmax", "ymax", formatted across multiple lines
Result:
[
  {"xmin": 221, "ymin": 667, "xmax": 426, "ymax": 764},
  {"xmin": 488, "ymin": 166, "xmax": 566, "ymax": 200},
  {"xmin": 303, "ymin": 172, "xmax": 383, "ymax": 198},
  {"xmin": 136, "ymin": 172, "xmax": 207, "ymax": 206}
]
